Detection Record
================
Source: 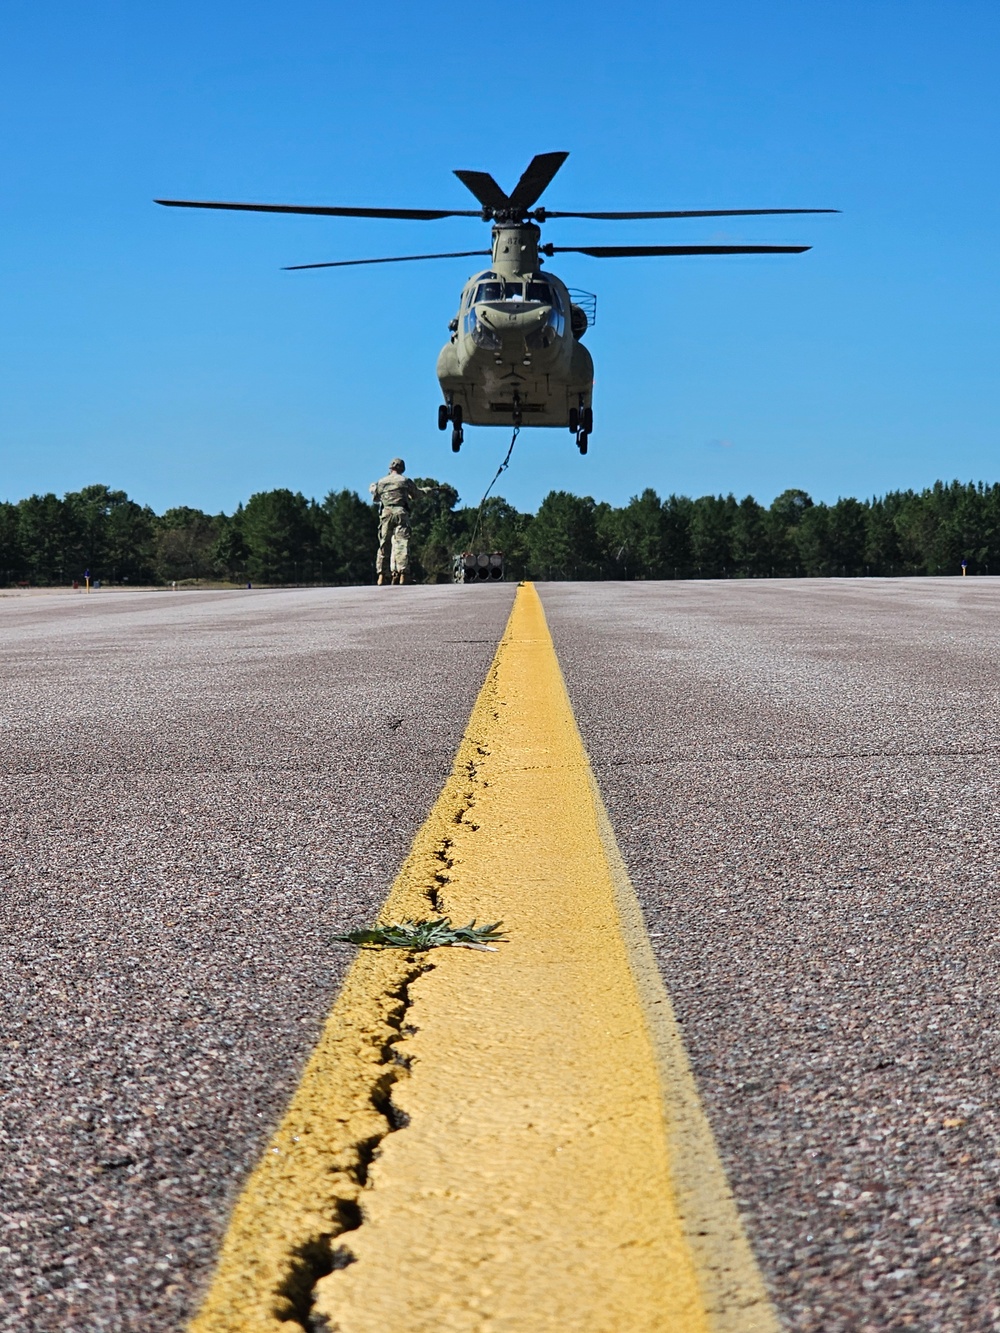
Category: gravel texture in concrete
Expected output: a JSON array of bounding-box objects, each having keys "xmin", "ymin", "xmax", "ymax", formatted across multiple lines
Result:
[
  {"xmin": 0, "ymin": 585, "xmax": 515, "ymax": 1332},
  {"xmin": 540, "ymin": 578, "xmax": 1000, "ymax": 1333}
]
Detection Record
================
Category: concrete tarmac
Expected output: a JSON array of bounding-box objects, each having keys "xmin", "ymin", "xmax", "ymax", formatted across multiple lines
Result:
[
  {"xmin": 3, "ymin": 578, "xmax": 999, "ymax": 1332},
  {"xmin": 0, "ymin": 586, "xmax": 515, "ymax": 1332},
  {"xmin": 543, "ymin": 578, "xmax": 1000, "ymax": 1333}
]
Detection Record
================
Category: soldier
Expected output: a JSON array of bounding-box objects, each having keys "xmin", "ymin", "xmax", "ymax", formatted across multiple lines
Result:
[{"xmin": 369, "ymin": 458, "xmax": 434, "ymax": 585}]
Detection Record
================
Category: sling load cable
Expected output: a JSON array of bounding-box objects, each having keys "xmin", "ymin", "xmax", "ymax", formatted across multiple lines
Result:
[{"xmin": 469, "ymin": 425, "xmax": 519, "ymax": 552}]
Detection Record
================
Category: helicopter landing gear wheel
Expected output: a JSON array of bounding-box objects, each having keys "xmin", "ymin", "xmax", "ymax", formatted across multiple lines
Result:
[
  {"xmin": 582, "ymin": 406, "xmax": 594, "ymax": 433},
  {"xmin": 451, "ymin": 424, "xmax": 464, "ymax": 452},
  {"xmin": 438, "ymin": 404, "xmax": 450, "ymax": 431},
  {"xmin": 568, "ymin": 407, "xmax": 579, "ymax": 434},
  {"xmin": 451, "ymin": 403, "xmax": 463, "ymax": 429},
  {"xmin": 576, "ymin": 430, "xmax": 589, "ymax": 455}
]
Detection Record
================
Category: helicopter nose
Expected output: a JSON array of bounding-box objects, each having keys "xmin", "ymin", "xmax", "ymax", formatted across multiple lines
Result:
[{"xmin": 478, "ymin": 305, "xmax": 549, "ymax": 332}]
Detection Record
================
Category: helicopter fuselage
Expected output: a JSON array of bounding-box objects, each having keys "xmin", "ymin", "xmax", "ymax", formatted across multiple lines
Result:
[{"xmin": 436, "ymin": 224, "xmax": 593, "ymax": 429}]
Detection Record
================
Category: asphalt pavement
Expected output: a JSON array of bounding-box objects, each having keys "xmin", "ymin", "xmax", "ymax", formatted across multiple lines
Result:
[
  {"xmin": 541, "ymin": 577, "xmax": 1000, "ymax": 1333},
  {"xmin": 0, "ymin": 585, "xmax": 515, "ymax": 1332},
  {"xmin": 4, "ymin": 578, "xmax": 999, "ymax": 1332}
]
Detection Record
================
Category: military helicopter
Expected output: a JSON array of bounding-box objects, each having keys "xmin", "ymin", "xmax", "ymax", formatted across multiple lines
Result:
[{"xmin": 156, "ymin": 152, "xmax": 835, "ymax": 455}]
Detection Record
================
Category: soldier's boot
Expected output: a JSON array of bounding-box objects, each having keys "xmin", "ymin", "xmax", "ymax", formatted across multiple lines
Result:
[
  {"xmin": 391, "ymin": 572, "xmax": 401, "ymax": 585},
  {"xmin": 377, "ymin": 572, "xmax": 390, "ymax": 586},
  {"xmin": 399, "ymin": 572, "xmax": 413, "ymax": 585}
]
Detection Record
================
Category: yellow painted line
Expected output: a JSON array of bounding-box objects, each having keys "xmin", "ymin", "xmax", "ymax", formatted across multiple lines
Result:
[{"xmin": 190, "ymin": 583, "xmax": 778, "ymax": 1333}]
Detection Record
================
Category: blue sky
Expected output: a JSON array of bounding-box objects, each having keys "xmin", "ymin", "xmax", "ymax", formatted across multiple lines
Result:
[{"xmin": 2, "ymin": 0, "xmax": 998, "ymax": 515}]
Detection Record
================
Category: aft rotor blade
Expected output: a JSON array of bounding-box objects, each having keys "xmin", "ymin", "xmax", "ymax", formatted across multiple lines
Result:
[
  {"xmin": 155, "ymin": 199, "xmax": 481, "ymax": 220},
  {"xmin": 284, "ymin": 250, "xmax": 491, "ymax": 270},
  {"xmin": 545, "ymin": 244, "xmax": 811, "ymax": 258},
  {"xmin": 506, "ymin": 152, "xmax": 570, "ymax": 211},
  {"xmin": 538, "ymin": 207, "xmax": 839, "ymax": 220},
  {"xmin": 453, "ymin": 171, "xmax": 509, "ymax": 210}
]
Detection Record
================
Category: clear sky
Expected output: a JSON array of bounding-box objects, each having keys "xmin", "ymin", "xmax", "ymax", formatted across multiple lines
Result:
[{"xmin": 2, "ymin": 0, "xmax": 998, "ymax": 515}]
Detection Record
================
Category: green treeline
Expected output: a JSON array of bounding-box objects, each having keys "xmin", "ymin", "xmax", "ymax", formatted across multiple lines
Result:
[{"xmin": 2, "ymin": 479, "xmax": 998, "ymax": 587}]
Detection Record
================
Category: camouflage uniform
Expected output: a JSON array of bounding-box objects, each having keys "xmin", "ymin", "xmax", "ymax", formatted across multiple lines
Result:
[{"xmin": 370, "ymin": 470, "xmax": 427, "ymax": 578}]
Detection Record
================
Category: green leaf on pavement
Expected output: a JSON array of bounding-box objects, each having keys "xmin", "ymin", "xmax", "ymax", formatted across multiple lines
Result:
[{"xmin": 331, "ymin": 916, "xmax": 507, "ymax": 952}]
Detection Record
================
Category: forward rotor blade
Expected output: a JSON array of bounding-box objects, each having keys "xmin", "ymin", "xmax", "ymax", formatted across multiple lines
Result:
[
  {"xmin": 545, "ymin": 244, "xmax": 811, "ymax": 258},
  {"xmin": 453, "ymin": 171, "xmax": 509, "ymax": 210},
  {"xmin": 506, "ymin": 152, "xmax": 570, "ymax": 211},
  {"xmin": 155, "ymin": 199, "xmax": 481, "ymax": 220},
  {"xmin": 538, "ymin": 207, "xmax": 839, "ymax": 220},
  {"xmin": 284, "ymin": 250, "xmax": 491, "ymax": 270}
]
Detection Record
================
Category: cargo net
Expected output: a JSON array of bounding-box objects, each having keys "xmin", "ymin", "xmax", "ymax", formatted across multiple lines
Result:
[{"xmin": 453, "ymin": 551, "xmax": 505, "ymax": 583}]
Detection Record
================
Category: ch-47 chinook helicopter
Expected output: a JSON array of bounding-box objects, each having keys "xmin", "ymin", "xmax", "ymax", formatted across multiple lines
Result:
[{"xmin": 156, "ymin": 152, "xmax": 835, "ymax": 455}]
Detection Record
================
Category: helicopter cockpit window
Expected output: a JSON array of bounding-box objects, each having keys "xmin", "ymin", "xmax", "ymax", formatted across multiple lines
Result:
[
  {"xmin": 526, "ymin": 282, "xmax": 553, "ymax": 305},
  {"xmin": 473, "ymin": 281, "xmax": 524, "ymax": 303}
]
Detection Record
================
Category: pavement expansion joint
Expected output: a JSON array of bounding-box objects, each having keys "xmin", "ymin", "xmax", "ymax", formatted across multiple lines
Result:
[{"xmin": 603, "ymin": 746, "xmax": 1000, "ymax": 768}]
